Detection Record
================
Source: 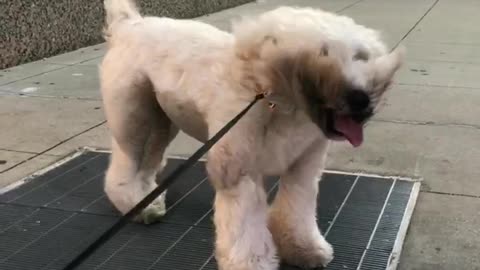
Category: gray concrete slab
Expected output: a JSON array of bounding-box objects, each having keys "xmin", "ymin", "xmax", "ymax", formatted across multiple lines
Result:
[
  {"xmin": 0, "ymin": 61, "xmax": 66, "ymax": 86},
  {"xmin": 77, "ymin": 57, "xmax": 103, "ymax": 66},
  {"xmin": 341, "ymin": 0, "xmax": 436, "ymax": 47},
  {"xmin": 0, "ymin": 153, "xmax": 60, "ymax": 188},
  {"xmin": 0, "ymin": 65, "xmax": 101, "ymax": 99},
  {"xmin": 404, "ymin": 0, "xmax": 480, "ymax": 45},
  {"xmin": 45, "ymin": 124, "xmax": 110, "ymax": 157},
  {"xmin": 0, "ymin": 150, "xmax": 34, "ymax": 173},
  {"xmin": 403, "ymin": 42, "xmax": 480, "ymax": 64},
  {"xmin": 397, "ymin": 60, "xmax": 480, "ymax": 88},
  {"xmin": 43, "ymin": 43, "xmax": 106, "ymax": 65},
  {"xmin": 377, "ymin": 84, "xmax": 480, "ymax": 127},
  {"xmin": 327, "ymin": 121, "xmax": 480, "ymax": 196},
  {"xmin": 413, "ymin": 0, "xmax": 480, "ymax": 23},
  {"xmin": 399, "ymin": 192, "xmax": 480, "ymax": 270},
  {"xmin": 406, "ymin": 26, "xmax": 480, "ymax": 46},
  {"xmin": 0, "ymin": 96, "xmax": 104, "ymax": 153}
]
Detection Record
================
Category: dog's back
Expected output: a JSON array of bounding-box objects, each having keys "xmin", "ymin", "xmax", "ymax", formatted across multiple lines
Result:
[
  {"xmin": 100, "ymin": 0, "xmax": 241, "ymax": 146},
  {"xmin": 103, "ymin": 0, "xmax": 231, "ymax": 48}
]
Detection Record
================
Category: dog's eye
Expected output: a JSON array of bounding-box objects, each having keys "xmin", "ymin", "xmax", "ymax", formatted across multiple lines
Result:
[{"xmin": 353, "ymin": 49, "xmax": 369, "ymax": 61}]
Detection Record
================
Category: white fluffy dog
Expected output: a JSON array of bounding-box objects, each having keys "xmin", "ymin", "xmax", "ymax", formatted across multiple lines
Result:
[{"xmin": 100, "ymin": 0, "xmax": 404, "ymax": 269}]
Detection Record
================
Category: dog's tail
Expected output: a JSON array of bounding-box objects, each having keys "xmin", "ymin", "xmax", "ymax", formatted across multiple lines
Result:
[{"xmin": 103, "ymin": 0, "xmax": 141, "ymax": 40}]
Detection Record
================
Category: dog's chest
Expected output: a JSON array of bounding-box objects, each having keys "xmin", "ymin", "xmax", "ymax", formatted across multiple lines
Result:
[{"xmin": 258, "ymin": 113, "xmax": 323, "ymax": 175}]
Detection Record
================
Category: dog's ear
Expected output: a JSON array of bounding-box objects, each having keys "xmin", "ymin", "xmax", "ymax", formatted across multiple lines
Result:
[
  {"xmin": 291, "ymin": 48, "xmax": 345, "ymax": 110},
  {"xmin": 371, "ymin": 46, "xmax": 405, "ymax": 90}
]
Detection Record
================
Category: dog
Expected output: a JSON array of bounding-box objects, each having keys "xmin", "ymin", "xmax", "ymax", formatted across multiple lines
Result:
[{"xmin": 100, "ymin": 1, "xmax": 404, "ymax": 269}]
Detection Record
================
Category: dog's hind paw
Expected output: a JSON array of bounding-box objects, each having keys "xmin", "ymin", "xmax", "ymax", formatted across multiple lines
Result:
[{"xmin": 133, "ymin": 199, "xmax": 166, "ymax": 224}]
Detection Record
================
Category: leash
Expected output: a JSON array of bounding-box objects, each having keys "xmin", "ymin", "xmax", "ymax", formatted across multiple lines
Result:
[{"xmin": 62, "ymin": 93, "xmax": 265, "ymax": 270}]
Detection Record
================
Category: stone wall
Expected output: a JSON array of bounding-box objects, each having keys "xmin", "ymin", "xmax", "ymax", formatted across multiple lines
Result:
[{"xmin": 0, "ymin": 0, "xmax": 253, "ymax": 69}]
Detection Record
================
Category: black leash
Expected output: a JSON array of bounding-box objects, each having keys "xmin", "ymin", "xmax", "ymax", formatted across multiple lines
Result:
[{"xmin": 62, "ymin": 94, "xmax": 265, "ymax": 270}]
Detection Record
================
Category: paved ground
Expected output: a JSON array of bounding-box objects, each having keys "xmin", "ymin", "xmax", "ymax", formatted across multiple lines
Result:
[{"xmin": 1, "ymin": 0, "xmax": 479, "ymax": 269}]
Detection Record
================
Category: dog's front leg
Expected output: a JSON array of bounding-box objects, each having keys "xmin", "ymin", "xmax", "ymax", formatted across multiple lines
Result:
[
  {"xmin": 268, "ymin": 140, "xmax": 333, "ymax": 269},
  {"xmin": 207, "ymin": 146, "xmax": 278, "ymax": 270}
]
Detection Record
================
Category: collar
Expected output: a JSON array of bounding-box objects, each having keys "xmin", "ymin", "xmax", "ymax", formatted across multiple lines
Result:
[{"xmin": 262, "ymin": 91, "xmax": 295, "ymax": 114}]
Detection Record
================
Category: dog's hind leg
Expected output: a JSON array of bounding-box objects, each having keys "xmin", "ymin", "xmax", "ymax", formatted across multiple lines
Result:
[
  {"xmin": 101, "ymin": 62, "xmax": 178, "ymax": 224},
  {"xmin": 268, "ymin": 139, "xmax": 334, "ymax": 268}
]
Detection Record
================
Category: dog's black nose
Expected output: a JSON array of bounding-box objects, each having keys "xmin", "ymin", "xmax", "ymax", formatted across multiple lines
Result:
[
  {"xmin": 346, "ymin": 89, "xmax": 373, "ymax": 123},
  {"xmin": 346, "ymin": 89, "xmax": 370, "ymax": 111}
]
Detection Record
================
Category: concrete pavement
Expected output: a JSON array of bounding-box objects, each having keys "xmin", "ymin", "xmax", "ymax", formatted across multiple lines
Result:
[{"xmin": 1, "ymin": 0, "xmax": 479, "ymax": 269}]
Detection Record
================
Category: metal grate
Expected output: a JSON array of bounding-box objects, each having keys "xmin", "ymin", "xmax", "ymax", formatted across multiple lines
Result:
[{"xmin": 0, "ymin": 150, "xmax": 419, "ymax": 270}]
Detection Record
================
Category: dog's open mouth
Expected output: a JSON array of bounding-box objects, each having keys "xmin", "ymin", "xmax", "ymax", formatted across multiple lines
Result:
[{"xmin": 326, "ymin": 110, "xmax": 364, "ymax": 147}]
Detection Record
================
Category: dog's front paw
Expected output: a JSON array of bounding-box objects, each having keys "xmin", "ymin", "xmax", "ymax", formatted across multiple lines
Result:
[
  {"xmin": 215, "ymin": 231, "xmax": 279, "ymax": 270},
  {"xmin": 216, "ymin": 253, "xmax": 279, "ymax": 270},
  {"xmin": 294, "ymin": 237, "xmax": 333, "ymax": 269},
  {"xmin": 275, "ymin": 232, "xmax": 334, "ymax": 269}
]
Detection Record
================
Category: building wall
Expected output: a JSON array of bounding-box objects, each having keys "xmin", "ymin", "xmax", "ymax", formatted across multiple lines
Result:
[{"xmin": 0, "ymin": 0, "xmax": 253, "ymax": 69}]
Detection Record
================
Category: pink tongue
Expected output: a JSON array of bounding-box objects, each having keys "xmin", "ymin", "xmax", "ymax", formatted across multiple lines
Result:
[{"xmin": 334, "ymin": 115, "xmax": 364, "ymax": 147}]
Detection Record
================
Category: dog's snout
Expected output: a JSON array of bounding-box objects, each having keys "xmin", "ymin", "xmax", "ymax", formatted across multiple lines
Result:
[
  {"xmin": 346, "ymin": 89, "xmax": 373, "ymax": 123},
  {"xmin": 346, "ymin": 89, "xmax": 370, "ymax": 111}
]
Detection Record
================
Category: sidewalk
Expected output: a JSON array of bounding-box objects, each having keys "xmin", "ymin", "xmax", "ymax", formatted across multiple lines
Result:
[{"xmin": 1, "ymin": 0, "xmax": 479, "ymax": 269}]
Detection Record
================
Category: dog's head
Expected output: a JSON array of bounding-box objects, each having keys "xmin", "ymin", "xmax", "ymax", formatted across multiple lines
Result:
[
  {"xmin": 232, "ymin": 14, "xmax": 404, "ymax": 147},
  {"xmin": 295, "ymin": 46, "xmax": 402, "ymax": 146},
  {"xmin": 252, "ymin": 42, "xmax": 404, "ymax": 147}
]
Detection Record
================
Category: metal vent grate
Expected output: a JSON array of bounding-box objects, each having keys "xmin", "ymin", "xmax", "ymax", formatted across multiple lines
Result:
[{"xmin": 0, "ymin": 150, "xmax": 419, "ymax": 270}]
